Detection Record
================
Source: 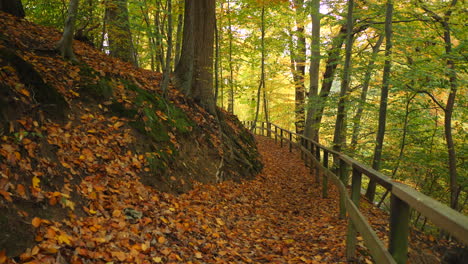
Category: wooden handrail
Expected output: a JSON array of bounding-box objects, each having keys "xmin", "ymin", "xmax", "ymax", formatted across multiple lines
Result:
[{"xmin": 243, "ymin": 120, "xmax": 468, "ymax": 264}]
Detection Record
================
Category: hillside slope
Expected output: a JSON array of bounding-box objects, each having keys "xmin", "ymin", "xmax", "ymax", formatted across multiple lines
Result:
[{"xmin": 0, "ymin": 12, "xmax": 261, "ymax": 258}]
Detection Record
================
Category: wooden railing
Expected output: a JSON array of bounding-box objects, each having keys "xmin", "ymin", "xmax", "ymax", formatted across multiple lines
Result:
[{"xmin": 243, "ymin": 121, "xmax": 468, "ymax": 264}]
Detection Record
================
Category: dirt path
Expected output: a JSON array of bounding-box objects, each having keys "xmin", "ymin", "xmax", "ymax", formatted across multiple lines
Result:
[{"xmin": 176, "ymin": 136, "xmax": 352, "ymax": 263}]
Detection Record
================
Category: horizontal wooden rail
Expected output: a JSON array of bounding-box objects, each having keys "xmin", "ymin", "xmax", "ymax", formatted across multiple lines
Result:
[{"xmin": 243, "ymin": 121, "xmax": 468, "ymax": 264}]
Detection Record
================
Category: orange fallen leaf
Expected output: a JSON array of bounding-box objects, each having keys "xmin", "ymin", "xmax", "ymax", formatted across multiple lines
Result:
[
  {"xmin": 0, "ymin": 250, "xmax": 6, "ymax": 264},
  {"xmin": 17, "ymin": 184, "xmax": 27, "ymax": 198},
  {"xmin": 31, "ymin": 217, "xmax": 42, "ymax": 228},
  {"xmin": 158, "ymin": 236, "xmax": 166, "ymax": 244},
  {"xmin": 0, "ymin": 190, "xmax": 12, "ymax": 202}
]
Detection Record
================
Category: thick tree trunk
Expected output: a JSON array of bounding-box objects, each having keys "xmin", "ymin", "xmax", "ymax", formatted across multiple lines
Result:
[
  {"xmin": 0, "ymin": 0, "xmax": 25, "ymax": 18},
  {"xmin": 174, "ymin": 0, "xmax": 194, "ymax": 94},
  {"xmin": 56, "ymin": 0, "xmax": 79, "ymax": 61},
  {"xmin": 105, "ymin": 0, "xmax": 137, "ymax": 65},
  {"xmin": 365, "ymin": 0, "xmax": 393, "ymax": 202},
  {"xmin": 175, "ymin": 0, "xmax": 216, "ymax": 115},
  {"xmin": 304, "ymin": 0, "xmax": 321, "ymax": 139},
  {"xmin": 332, "ymin": 0, "xmax": 354, "ymax": 153}
]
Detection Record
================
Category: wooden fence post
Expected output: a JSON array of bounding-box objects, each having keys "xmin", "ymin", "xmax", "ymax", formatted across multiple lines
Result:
[
  {"xmin": 280, "ymin": 129, "xmax": 284, "ymax": 148},
  {"xmin": 322, "ymin": 151, "xmax": 329, "ymax": 198},
  {"xmin": 274, "ymin": 126, "xmax": 278, "ymax": 143},
  {"xmin": 267, "ymin": 122, "xmax": 271, "ymax": 137},
  {"xmin": 309, "ymin": 141, "xmax": 313, "ymax": 172},
  {"xmin": 339, "ymin": 158, "xmax": 348, "ymax": 219},
  {"xmin": 389, "ymin": 194, "xmax": 410, "ymax": 264},
  {"xmin": 289, "ymin": 133, "xmax": 292, "ymax": 152},
  {"xmin": 346, "ymin": 166, "xmax": 362, "ymax": 260},
  {"xmin": 315, "ymin": 145, "xmax": 321, "ymax": 184},
  {"xmin": 261, "ymin": 122, "xmax": 265, "ymax": 136}
]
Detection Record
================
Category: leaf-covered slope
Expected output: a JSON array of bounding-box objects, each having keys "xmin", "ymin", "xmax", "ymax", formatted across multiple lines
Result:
[{"xmin": 0, "ymin": 12, "xmax": 261, "ymax": 258}]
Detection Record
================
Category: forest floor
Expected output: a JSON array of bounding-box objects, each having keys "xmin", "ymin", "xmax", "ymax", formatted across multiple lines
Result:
[{"xmin": 3, "ymin": 136, "xmax": 452, "ymax": 264}]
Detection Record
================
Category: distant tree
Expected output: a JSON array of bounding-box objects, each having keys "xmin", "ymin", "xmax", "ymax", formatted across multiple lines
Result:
[
  {"xmin": 56, "ymin": 0, "xmax": 79, "ymax": 61},
  {"xmin": 290, "ymin": 0, "xmax": 306, "ymax": 134},
  {"xmin": 0, "ymin": 0, "xmax": 25, "ymax": 18},
  {"xmin": 332, "ymin": 0, "xmax": 354, "ymax": 153},
  {"xmin": 105, "ymin": 0, "xmax": 137, "ymax": 65},
  {"xmin": 174, "ymin": 0, "xmax": 216, "ymax": 114},
  {"xmin": 304, "ymin": 0, "xmax": 321, "ymax": 140},
  {"xmin": 365, "ymin": 0, "xmax": 394, "ymax": 202}
]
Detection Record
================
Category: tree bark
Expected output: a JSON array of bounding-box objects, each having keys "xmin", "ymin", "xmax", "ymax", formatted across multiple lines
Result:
[
  {"xmin": 419, "ymin": 0, "xmax": 460, "ymax": 210},
  {"xmin": 307, "ymin": 25, "xmax": 347, "ymax": 141},
  {"xmin": 227, "ymin": 0, "xmax": 235, "ymax": 113},
  {"xmin": 105, "ymin": 0, "xmax": 137, "ymax": 65},
  {"xmin": 174, "ymin": 0, "xmax": 216, "ymax": 115},
  {"xmin": 304, "ymin": 0, "xmax": 321, "ymax": 139},
  {"xmin": 174, "ymin": 1, "xmax": 184, "ymax": 67},
  {"xmin": 56, "ymin": 0, "xmax": 79, "ymax": 61},
  {"xmin": 0, "ymin": 0, "xmax": 25, "ymax": 18},
  {"xmin": 332, "ymin": 0, "xmax": 354, "ymax": 153},
  {"xmin": 161, "ymin": 0, "xmax": 173, "ymax": 95},
  {"xmin": 290, "ymin": 0, "xmax": 306, "ymax": 134},
  {"xmin": 253, "ymin": 5, "xmax": 267, "ymax": 129},
  {"xmin": 365, "ymin": 0, "xmax": 394, "ymax": 202}
]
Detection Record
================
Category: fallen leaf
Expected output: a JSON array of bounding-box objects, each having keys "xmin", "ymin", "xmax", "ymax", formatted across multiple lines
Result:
[
  {"xmin": 0, "ymin": 190, "xmax": 12, "ymax": 202},
  {"xmin": 31, "ymin": 217, "xmax": 42, "ymax": 228}
]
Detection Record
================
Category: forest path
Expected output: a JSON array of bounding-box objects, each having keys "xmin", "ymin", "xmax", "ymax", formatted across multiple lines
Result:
[{"xmin": 176, "ymin": 136, "xmax": 353, "ymax": 263}]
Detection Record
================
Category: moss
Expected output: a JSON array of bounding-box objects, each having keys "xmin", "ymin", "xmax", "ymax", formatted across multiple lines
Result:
[
  {"xmin": 121, "ymin": 79, "xmax": 193, "ymax": 133},
  {"xmin": 78, "ymin": 64, "xmax": 113, "ymax": 100},
  {"xmin": 107, "ymin": 78, "xmax": 193, "ymax": 175}
]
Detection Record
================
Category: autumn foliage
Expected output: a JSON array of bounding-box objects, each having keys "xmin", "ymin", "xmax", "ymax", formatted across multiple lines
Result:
[{"xmin": 0, "ymin": 11, "xmax": 458, "ymax": 264}]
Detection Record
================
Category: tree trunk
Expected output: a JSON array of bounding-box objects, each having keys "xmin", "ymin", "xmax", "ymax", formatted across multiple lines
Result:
[
  {"xmin": 304, "ymin": 0, "xmax": 321, "ymax": 139},
  {"xmin": 365, "ymin": 0, "xmax": 394, "ymax": 202},
  {"xmin": 56, "ymin": 0, "xmax": 79, "ymax": 61},
  {"xmin": 227, "ymin": 0, "xmax": 234, "ymax": 113},
  {"xmin": 253, "ymin": 5, "xmax": 266, "ymax": 129},
  {"xmin": 0, "ymin": 0, "xmax": 25, "ymax": 18},
  {"xmin": 161, "ymin": 0, "xmax": 173, "ymax": 94},
  {"xmin": 214, "ymin": 17, "xmax": 220, "ymax": 103},
  {"xmin": 307, "ymin": 25, "xmax": 347, "ymax": 141},
  {"xmin": 174, "ymin": 1, "xmax": 183, "ymax": 67},
  {"xmin": 175, "ymin": 0, "xmax": 216, "ymax": 115},
  {"xmin": 140, "ymin": 0, "xmax": 157, "ymax": 71},
  {"xmin": 290, "ymin": 0, "xmax": 306, "ymax": 134},
  {"xmin": 416, "ymin": 0, "xmax": 460, "ymax": 208},
  {"xmin": 105, "ymin": 0, "xmax": 137, "ymax": 65},
  {"xmin": 419, "ymin": 0, "xmax": 461, "ymax": 210},
  {"xmin": 332, "ymin": 0, "xmax": 354, "ymax": 153},
  {"xmin": 350, "ymin": 34, "xmax": 384, "ymax": 150}
]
